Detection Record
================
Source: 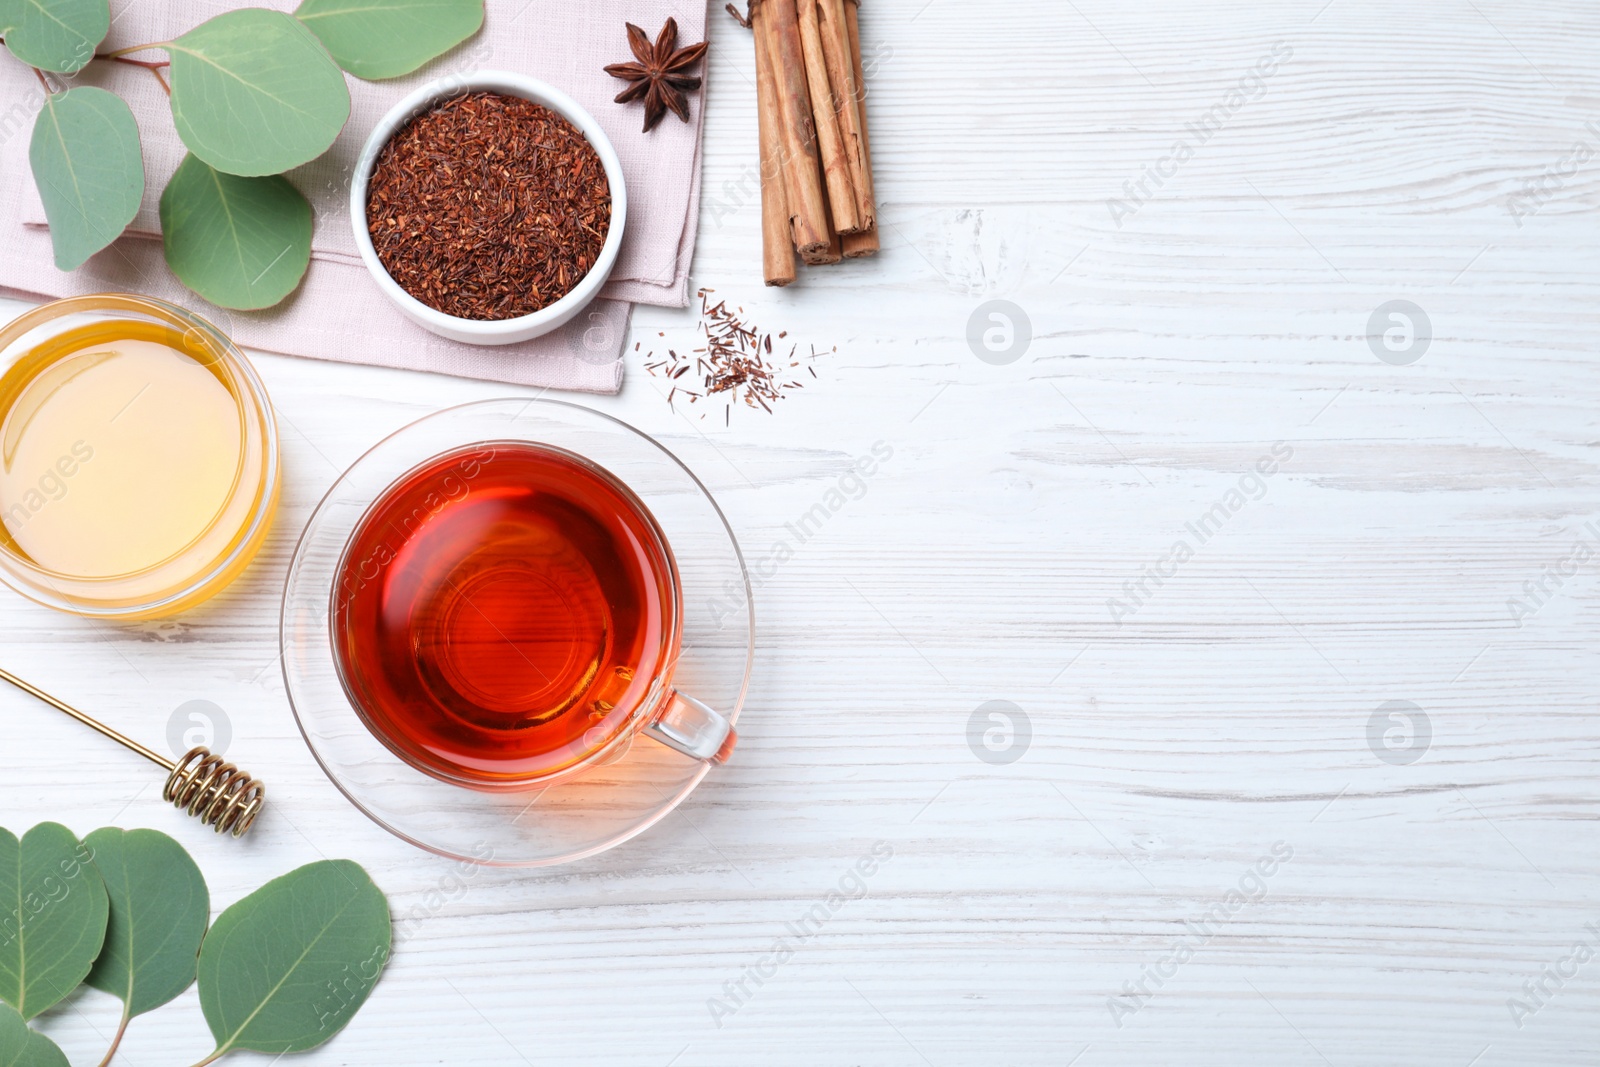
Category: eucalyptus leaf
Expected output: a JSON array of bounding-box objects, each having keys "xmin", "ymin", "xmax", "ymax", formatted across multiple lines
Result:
[
  {"xmin": 0, "ymin": 1002, "xmax": 68, "ymax": 1067},
  {"xmin": 0, "ymin": 0, "xmax": 109, "ymax": 74},
  {"xmin": 198, "ymin": 860, "xmax": 390, "ymax": 1058},
  {"xmin": 83, "ymin": 828, "xmax": 208, "ymax": 1021},
  {"xmin": 160, "ymin": 154, "xmax": 312, "ymax": 310},
  {"xmin": 28, "ymin": 87, "xmax": 143, "ymax": 272},
  {"xmin": 294, "ymin": 0, "xmax": 483, "ymax": 80},
  {"xmin": 0, "ymin": 824, "xmax": 108, "ymax": 1021},
  {"xmin": 166, "ymin": 8, "xmax": 350, "ymax": 176}
]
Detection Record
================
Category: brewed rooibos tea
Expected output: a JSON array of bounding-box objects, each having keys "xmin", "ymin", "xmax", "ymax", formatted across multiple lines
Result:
[{"xmin": 331, "ymin": 442, "xmax": 679, "ymax": 786}]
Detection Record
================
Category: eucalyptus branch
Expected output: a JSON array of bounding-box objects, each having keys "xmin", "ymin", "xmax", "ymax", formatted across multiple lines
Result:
[
  {"xmin": 0, "ymin": 827, "xmax": 390, "ymax": 1067},
  {"xmin": 95, "ymin": 53, "xmax": 171, "ymax": 94},
  {"xmin": 98, "ymin": 41, "xmax": 168, "ymax": 59},
  {"xmin": 101, "ymin": 54, "xmax": 169, "ymax": 69}
]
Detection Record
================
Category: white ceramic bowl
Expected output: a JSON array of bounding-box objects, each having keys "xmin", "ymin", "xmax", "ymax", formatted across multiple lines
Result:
[{"xmin": 349, "ymin": 72, "xmax": 627, "ymax": 346}]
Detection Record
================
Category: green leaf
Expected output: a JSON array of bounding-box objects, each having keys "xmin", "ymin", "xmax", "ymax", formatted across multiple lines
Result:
[
  {"xmin": 197, "ymin": 860, "xmax": 390, "ymax": 1057},
  {"xmin": 0, "ymin": 824, "xmax": 108, "ymax": 1020},
  {"xmin": 0, "ymin": 1001, "xmax": 68, "ymax": 1067},
  {"xmin": 294, "ymin": 0, "xmax": 483, "ymax": 80},
  {"xmin": 0, "ymin": 0, "xmax": 109, "ymax": 74},
  {"xmin": 83, "ymin": 828, "xmax": 208, "ymax": 1020},
  {"xmin": 28, "ymin": 87, "xmax": 143, "ymax": 272},
  {"xmin": 166, "ymin": 8, "xmax": 350, "ymax": 176},
  {"xmin": 160, "ymin": 154, "xmax": 312, "ymax": 310}
]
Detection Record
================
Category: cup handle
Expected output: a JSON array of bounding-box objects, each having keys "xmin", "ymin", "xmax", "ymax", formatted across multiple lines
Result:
[{"xmin": 644, "ymin": 691, "xmax": 737, "ymax": 765}]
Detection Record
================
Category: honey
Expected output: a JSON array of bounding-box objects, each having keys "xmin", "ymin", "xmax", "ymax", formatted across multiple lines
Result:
[
  {"xmin": 0, "ymin": 320, "xmax": 244, "ymax": 576},
  {"xmin": 0, "ymin": 296, "xmax": 278, "ymax": 618}
]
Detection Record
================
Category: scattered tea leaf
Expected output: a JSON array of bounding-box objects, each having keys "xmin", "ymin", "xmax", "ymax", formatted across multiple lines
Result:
[
  {"xmin": 643, "ymin": 289, "xmax": 828, "ymax": 422},
  {"xmin": 84, "ymin": 828, "xmax": 208, "ymax": 1021},
  {"xmin": 166, "ymin": 8, "xmax": 350, "ymax": 176},
  {"xmin": 0, "ymin": 823, "xmax": 108, "ymax": 1020},
  {"xmin": 160, "ymin": 154, "xmax": 312, "ymax": 310},
  {"xmin": 294, "ymin": 0, "xmax": 483, "ymax": 80},
  {"xmin": 0, "ymin": 0, "xmax": 109, "ymax": 74},
  {"xmin": 0, "ymin": 1002, "xmax": 68, "ymax": 1067},
  {"xmin": 27, "ymin": 87, "xmax": 143, "ymax": 271},
  {"xmin": 197, "ymin": 860, "xmax": 391, "ymax": 1057}
]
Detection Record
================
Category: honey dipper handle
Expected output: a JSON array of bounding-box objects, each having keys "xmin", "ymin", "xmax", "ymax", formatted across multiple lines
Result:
[{"xmin": 0, "ymin": 666, "xmax": 176, "ymax": 771}]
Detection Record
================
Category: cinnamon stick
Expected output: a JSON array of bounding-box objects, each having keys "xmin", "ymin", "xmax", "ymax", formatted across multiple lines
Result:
[
  {"xmin": 752, "ymin": 0, "xmax": 830, "ymax": 256},
  {"xmin": 840, "ymin": 0, "xmax": 879, "ymax": 258},
  {"xmin": 817, "ymin": 0, "xmax": 873, "ymax": 231},
  {"xmin": 802, "ymin": 220, "xmax": 844, "ymax": 265},
  {"xmin": 754, "ymin": 11, "xmax": 796, "ymax": 286},
  {"xmin": 794, "ymin": 0, "xmax": 861, "ymax": 235}
]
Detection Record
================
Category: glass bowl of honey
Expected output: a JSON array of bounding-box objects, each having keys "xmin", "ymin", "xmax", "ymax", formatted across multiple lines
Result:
[{"xmin": 0, "ymin": 294, "xmax": 280, "ymax": 619}]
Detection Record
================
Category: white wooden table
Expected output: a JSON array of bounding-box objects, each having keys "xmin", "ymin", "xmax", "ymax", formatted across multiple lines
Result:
[{"xmin": 4, "ymin": 0, "xmax": 1599, "ymax": 1063}]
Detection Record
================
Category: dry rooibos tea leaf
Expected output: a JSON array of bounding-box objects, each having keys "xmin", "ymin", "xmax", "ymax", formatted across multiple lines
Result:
[{"xmin": 366, "ymin": 91, "xmax": 611, "ymax": 321}]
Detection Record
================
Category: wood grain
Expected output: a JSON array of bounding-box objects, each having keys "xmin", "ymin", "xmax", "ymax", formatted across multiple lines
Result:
[{"xmin": 4, "ymin": 0, "xmax": 1600, "ymax": 1064}]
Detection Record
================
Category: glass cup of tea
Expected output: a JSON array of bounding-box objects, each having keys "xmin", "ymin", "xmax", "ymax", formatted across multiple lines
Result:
[{"xmin": 283, "ymin": 399, "xmax": 752, "ymax": 866}]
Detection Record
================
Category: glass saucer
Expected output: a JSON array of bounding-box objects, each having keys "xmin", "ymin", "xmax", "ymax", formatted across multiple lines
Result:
[{"xmin": 280, "ymin": 399, "xmax": 752, "ymax": 866}]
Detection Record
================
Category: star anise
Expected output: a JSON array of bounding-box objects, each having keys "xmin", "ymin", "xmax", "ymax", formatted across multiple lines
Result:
[{"xmin": 604, "ymin": 18, "xmax": 708, "ymax": 133}]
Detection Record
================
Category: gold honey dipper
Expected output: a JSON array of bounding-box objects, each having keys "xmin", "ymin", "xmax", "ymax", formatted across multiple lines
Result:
[{"xmin": 0, "ymin": 667, "xmax": 264, "ymax": 837}]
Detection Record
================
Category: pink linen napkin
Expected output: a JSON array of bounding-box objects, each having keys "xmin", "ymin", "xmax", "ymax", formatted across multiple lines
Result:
[{"xmin": 0, "ymin": 0, "xmax": 710, "ymax": 393}]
